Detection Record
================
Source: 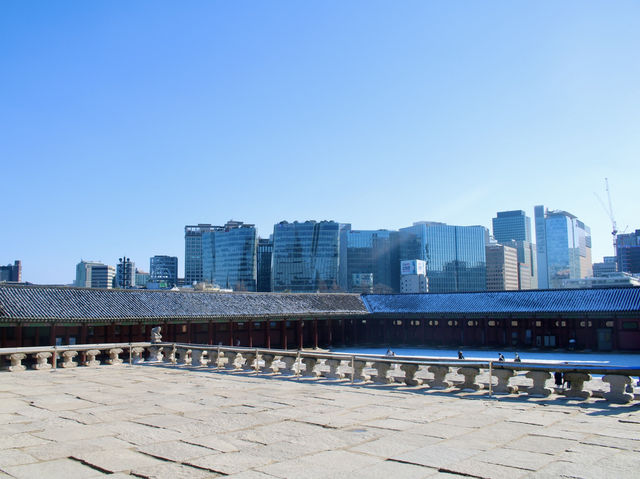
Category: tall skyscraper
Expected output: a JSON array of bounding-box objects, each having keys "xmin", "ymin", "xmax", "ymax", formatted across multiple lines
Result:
[
  {"xmin": 492, "ymin": 210, "xmax": 532, "ymax": 243},
  {"xmin": 184, "ymin": 224, "xmax": 214, "ymax": 285},
  {"xmin": 485, "ymin": 243, "xmax": 519, "ymax": 291},
  {"xmin": 257, "ymin": 237, "xmax": 273, "ymax": 292},
  {"xmin": 150, "ymin": 255, "xmax": 179, "ymax": 288},
  {"xmin": 492, "ymin": 210, "xmax": 537, "ymax": 290},
  {"xmin": 398, "ymin": 222, "xmax": 488, "ymax": 293},
  {"xmin": 271, "ymin": 220, "xmax": 350, "ymax": 292},
  {"xmin": 208, "ymin": 221, "xmax": 257, "ymax": 291},
  {"xmin": 346, "ymin": 229, "xmax": 395, "ymax": 293},
  {"xmin": 535, "ymin": 206, "xmax": 592, "ymax": 289},
  {"xmin": 616, "ymin": 229, "xmax": 640, "ymax": 274}
]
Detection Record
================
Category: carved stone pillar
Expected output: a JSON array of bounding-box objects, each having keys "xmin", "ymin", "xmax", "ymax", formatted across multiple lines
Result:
[
  {"xmin": 33, "ymin": 352, "xmax": 52, "ymax": 370},
  {"xmin": 107, "ymin": 348, "xmax": 123, "ymax": 365},
  {"xmin": 372, "ymin": 362, "xmax": 392, "ymax": 384},
  {"xmin": 225, "ymin": 352, "xmax": 239, "ymax": 370},
  {"xmin": 427, "ymin": 365, "xmax": 452, "ymax": 389},
  {"xmin": 602, "ymin": 374, "xmax": 634, "ymax": 404},
  {"xmin": 525, "ymin": 370, "xmax": 552, "ymax": 397},
  {"xmin": 262, "ymin": 353, "xmax": 277, "ymax": 373},
  {"xmin": 131, "ymin": 347, "xmax": 145, "ymax": 364},
  {"xmin": 148, "ymin": 346, "xmax": 163, "ymax": 362},
  {"xmin": 401, "ymin": 363, "xmax": 423, "ymax": 386},
  {"xmin": 8, "ymin": 353, "xmax": 26, "ymax": 372},
  {"xmin": 324, "ymin": 359, "xmax": 344, "ymax": 379},
  {"xmin": 301, "ymin": 357, "xmax": 319, "ymax": 378},
  {"xmin": 280, "ymin": 355, "xmax": 297, "ymax": 375},
  {"xmin": 176, "ymin": 348, "xmax": 192, "ymax": 366},
  {"xmin": 492, "ymin": 368, "xmax": 518, "ymax": 394},
  {"xmin": 457, "ymin": 367, "xmax": 483, "ymax": 391},
  {"xmin": 61, "ymin": 350, "xmax": 78, "ymax": 368},
  {"xmin": 352, "ymin": 360, "xmax": 370, "ymax": 382},
  {"xmin": 162, "ymin": 346, "xmax": 176, "ymax": 364},
  {"xmin": 191, "ymin": 349, "xmax": 206, "ymax": 367},
  {"xmin": 242, "ymin": 352, "xmax": 257, "ymax": 372},
  {"xmin": 84, "ymin": 349, "xmax": 101, "ymax": 367},
  {"xmin": 563, "ymin": 372, "xmax": 592, "ymax": 400}
]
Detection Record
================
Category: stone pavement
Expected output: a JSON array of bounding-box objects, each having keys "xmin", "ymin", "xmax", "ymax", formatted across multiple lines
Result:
[{"xmin": 1, "ymin": 365, "xmax": 639, "ymax": 478}]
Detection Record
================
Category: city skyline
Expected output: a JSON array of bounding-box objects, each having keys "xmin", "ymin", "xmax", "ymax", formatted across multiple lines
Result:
[{"xmin": 2, "ymin": 2, "xmax": 639, "ymax": 284}]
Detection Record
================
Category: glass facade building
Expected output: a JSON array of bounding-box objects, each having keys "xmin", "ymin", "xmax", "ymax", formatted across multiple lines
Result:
[
  {"xmin": 492, "ymin": 210, "xmax": 532, "ymax": 243},
  {"xmin": 535, "ymin": 206, "xmax": 592, "ymax": 289},
  {"xmin": 271, "ymin": 221, "xmax": 350, "ymax": 292},
  {"xmin": 201, "ymin": 221, "xmax": 257, "ymax": 291},
  {"xmin": 617, "ymin": 230, "xmax": 640, "ymax": 274},
  {"xmin": 398, "ymin": 222, "xmax": 488, "ymax": 293},
  {"xmin": 149, "ymin": 255, "xmax": 178, "ymax": 288},
  {"xmin": 184, "ymin": 224, "xmax": 214, "ymax": 285},
  {"xmin": 257, "ymin": 237, "xmax": 273, "ymax": 292},
  {"xmin": 346, "ymin": 230, "xmax": 396, "ymax": 293}
]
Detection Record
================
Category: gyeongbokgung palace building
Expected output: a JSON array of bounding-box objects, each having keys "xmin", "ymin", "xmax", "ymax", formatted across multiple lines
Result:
[{"xmin": 1, "ymin": 284, "xmax": 639, "ymax": 351}]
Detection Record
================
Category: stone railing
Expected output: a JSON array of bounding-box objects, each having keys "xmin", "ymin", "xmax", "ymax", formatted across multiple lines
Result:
[
  {"xmin": 0, "ymin": 342, "xmax": 152, "ymax": 371},
  {"xmin": 2, "ymin": 343, "xmax": 639, "ymax": 405}
]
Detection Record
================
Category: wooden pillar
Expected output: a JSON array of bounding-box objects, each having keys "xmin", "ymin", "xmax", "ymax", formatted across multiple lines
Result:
[
  {"xmin": 208, "ymin": 321, "xmax": 213, "ymax": 345},
  {"xmin": 340, "ymin": 319, "xmax": 345, "ymax": 346},
  {"xmin": 297, "ymin": 319, "xmax": 303, "ymax": 350},
  {"xmin": 248, "ymin": 320, "xmax": 253, "ymax": 348},
  {"xmin": 187, "ymin": 321, "xmax": 192, "ymax": 343},
  {"xmin": 313, "ymin": 319, "xmax": 318, "ymax": 349},
  {"xmin": 352, "ymin": 319, "xmax": 358, "ymax": 346},
  {"xmin": 281, "ymin": 321, "xmax": 287, "ymax": 350},
  {"xmin": 266, "ymin": 320, "xmax": 271, "ymax": 349},
  {"xmin": 50, "ymin": 323, "xmax": 56, "ymax": 346},
  {"xmin": 16, "ymin": 323, "xmax": 23, "ymax": 348},
  {"xmin": 229, "ymin": 321, "xmax": 235, "ymax": 346},
  {"xmin": 327, "ymin": 319, "xmax": 333, "ymax": 347},
  {"xmin": 80, "ymin": 323, "xmax": 88, "ymax": 345}
]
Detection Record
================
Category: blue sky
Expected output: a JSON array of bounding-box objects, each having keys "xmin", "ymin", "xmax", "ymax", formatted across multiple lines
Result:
[{"xmin": 1, "ymin": 1, "xmax": 639, "ymax": 284}]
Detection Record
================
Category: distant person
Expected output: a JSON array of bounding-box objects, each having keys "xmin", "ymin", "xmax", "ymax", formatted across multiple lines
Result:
[
  {"xmin": 458, "ymin": 350, "xmax": 464, "ymax": 360},
  {"xmin": 498, "ymin": 353, "xmax": 505, "ymax": 362},
  {"xmin": 385, "ymin": 348, "xmax": 395, "ymax": 357},
  {"xmin": 236, "ymin": 339, "xmax": 241, "ymax": 347},
  {"xmin": 514, "ymin": 353, "xmax": 521, "ymax": 362}
]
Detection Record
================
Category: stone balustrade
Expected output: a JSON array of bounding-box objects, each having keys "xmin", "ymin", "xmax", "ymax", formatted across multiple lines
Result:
[{"xmin": 1, "ymin": 343, "xmax": 639, "ymax": 405}]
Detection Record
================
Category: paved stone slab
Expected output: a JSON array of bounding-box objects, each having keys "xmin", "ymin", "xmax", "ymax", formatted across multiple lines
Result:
[
  {"xmin": 391, "ymin": 444, "xmax": 481, "ymax": 470},
  {"xmin": 131, "ymin": 462, "xmax": 217, "ymax": 478},
  {"xmin": 257, "ymin": 450, "xmax": 382, "ymax": 478},
  {"xmin": 73, "ymin": 449, "xmax": 166, "ymax": 473},
  {"xmin": 137, "ymin": 440, "xmax": 215, "ymax": 462},
  {"xmin": 181, "ymin": 435, "xmax": 240, "ymax": 453},
  {"xmin": 2, "ymin": 458, "xmax": 104, "ymax": 479}
]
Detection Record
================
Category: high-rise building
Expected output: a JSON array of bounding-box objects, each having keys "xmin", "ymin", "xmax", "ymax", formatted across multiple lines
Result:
[
  {"xmin": 150, "ymin": 255, "xmax": 179, "ymax": 288},
  {"xmin": 535, "ymin": 206, "xmax": 592, "ymax": 289},
  {"xmin": 116, "ymin": 257, "xmax": 135, "ymax": 289},
  {"xmin": 135, "ymin": 270, "xmax": 150, "ymax": 288},
  {"xmin": 400, "ymin": 259, "xmax": 429, "ymax": 293},
  {"xmin": 485, "ymin": 243, "xmax": 519, "ymax": 291},
  {"xmin": 398, "ymin": 222, "xmax": 488, "ymax": 293},
  {"xmin": 346, "ymin": 230, "xmax": 396, "ymax": 293},
  {"xmin": 75, "ymin": 261, "xmax": 115, "ymax": 288},
  {"xmin": 207, "ymin": 221, "xmax": 257, "ymax": 291},
  {"xmin": 492, "ymin": 210, "xmax": 532, "ymax": 243},
  {"xmin": 501, "ymin": 240, "xmax": 537, "ymax": 290},
  {"xmin": 593, "ymin": 256, "xmax": 618, "ymax": 277},
  {"xmin": 184, "ymin": 224, "xmax": 214, "ymax": 285},
  {"xmin": 257, "ymin": 237, "xmax": 273, "ymax": 292},
  {"xmin": 75, "ymin": 261, "xmax": 103, "ymax": 287},
  {"xmin": 271, "ymin": 220, "xmax": 350, "ymax": 292},
  {"xmin": 616, "ymin": 229, "xmax": 640, "ymax": 275},
  {"xmin": 0, "ymin": 260, "xmax": 22, "ymax": 282}
]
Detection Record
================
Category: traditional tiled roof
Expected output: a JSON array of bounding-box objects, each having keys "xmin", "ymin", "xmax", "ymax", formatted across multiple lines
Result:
[
  {"xmin": 362, "ymin": 288, "xmax": 640, "ymax": 316},
  {"xmin": 0, "ymin": 284, "xmax": 368, "ymax": 323}
]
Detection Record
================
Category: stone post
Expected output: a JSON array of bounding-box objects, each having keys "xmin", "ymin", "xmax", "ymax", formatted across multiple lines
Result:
[
  {"xmin": 372, "ymin": 361, "xmax": 392, "ymax": 384},
  {"xmin": 176, "ymin": 348, "xmax": 192, "ymax": 366},
  {"xmin": 262, "ymin": 353, "xmax": 278, "ymax": 373},
  {"xmin": 8, "ymin": 353, "xmax": 26, "ymax": 372},
  {"xmin": 525, "ymin": 370, "xmax": 552, "ymax": 397},
  {"xmin": 147, "ymin": 346, "xmax": 163, "ymax": 362},
  {"xmin": 131, "ymin": 347, "xmax": 146, "ymax": 364},
  {"xmin": 33, "ymin": 352, "xmax": 52, "ymax": 370},
  {"xmin": 492, "ymin": 368, "xmax": 518, "ymax": 394},
  {"xmin": 352, "ymin": 360, "xmax": 370, "ymax": 382},
  {"xmin": 427, "ymin": 365, "xmax": 452, "ymax": 389},
  {"xmin": 107, "ymin": 348, "xmax": 124, "ymax": 366},
  {"xmin": 242, "ymin": 352, "xmax": 257, "ymax": 372},
  {"xmin": 191, "ymin": 349, "xmax": 205, "ymax": 367},
  {"xmin": 563, "ymin": 372, "xmax": 591, "ymax": 399},
  {"xmin": 301, "ymin": 357, "xmax": 319, "ymax": 378},
  {"xmin": 457, "ymin": 367, "xmax": 483, "ymax": 391},
  {"xmin": 401, "ymin": 363, "xmax": 423, "ymax": 386},
  {"xmin": 225, "ymin": 351, "xmax": 239, "ymax": 370},
  {"xmin": 280, "ymin": 355, "xmax": 297, "ymax": 375},
  {"xmin": 324, "ymin": 359, "xmax": 344, "ymax": 379},
  {"xmin": 162, "ymin": 346, "xmax": 175, "ymax": 364},
  {"xmin": 61, "ymin": 350, "xmax": 78, "ymax": 368},
  {"xmin": 84, "ymin": 349, "xmax": 101, "ymax": 367},
  {"xmin": 602, "ymin": 374, "xmax": 634, "ymax": 404}
]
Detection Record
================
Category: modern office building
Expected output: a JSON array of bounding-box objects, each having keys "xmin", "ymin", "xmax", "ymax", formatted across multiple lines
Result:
[
  {"xmin": 486, "ymin": 243, "xmax": 519, "ymax": 291},
  {"xmin": 616, "ymin": 229, "xmax": 640, "ymax": 275},
  {"xmin": 149, "ymin": 255, "xmax": 179, "ymax": 288},
  {"xmin": 400, "ymin": 259, "xmax": 428, "ymax": 293},
  {"xmin": 398, "ymin": 222, "xmax": 487, "ymax": 293},
  {"xmin": 74, "ymin": 261, "xmax": 115, "ymax": 289},
  {"xmin": 135, "ymin": 270, "xmax": 150, "ymax": 288},
  {"xmin": 563, "ymin": 272, "xmax": 640, "ymax": 289},
  {"xmin": 203, "ymin": 221, "xmax": 257, "ymax": 291},
  {"xmin": 0, "ymin": 260, "xmax": 22, "ymax": 282},
  {"xmin": 346, "ymin": 229, "xmax": 396, "ymax": 293},
  {"xmin": 593, "ymin": 256, "xmax": 618, "ymax": 277},
  {"xmin": 271, "ymin": 220, "xmax": 350, "ymax": 292},
  {"xmin": 257, "ymin": 238, "xmax": 273, "ymax": 292},
  {"xmin": 116, "ymin": 257, "xmax": 135, "ymax": 289},
  {"xmin": 184, "ymin": 224, "xmax": 215, "ymax": 285},
  {"xmin": 492, "ymin": 210, "xmax": 532, "ymax": 243},
  {"xmin": 500, "ymin": 240, "xmax": 537, "ymax": 290},
  {"xmin": 535, "ymin": 206, "xmax": 593, "ymax": 289}
]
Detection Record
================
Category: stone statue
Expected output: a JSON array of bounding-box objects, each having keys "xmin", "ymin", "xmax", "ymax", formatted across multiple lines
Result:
[{"xmin": 151, "ymin": 326, "xmax": 162, "ymax": 343}]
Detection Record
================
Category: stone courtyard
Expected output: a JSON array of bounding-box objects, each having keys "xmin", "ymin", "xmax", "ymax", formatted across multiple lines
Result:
[{"xmin": 1, "ymin": 364, "xmax": 639, "ymax": 478}]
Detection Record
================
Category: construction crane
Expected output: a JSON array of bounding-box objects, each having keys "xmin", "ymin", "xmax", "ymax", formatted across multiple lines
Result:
[{"xmin": 594, "ymin": 177, "xmax": 618, "ymax": 256}]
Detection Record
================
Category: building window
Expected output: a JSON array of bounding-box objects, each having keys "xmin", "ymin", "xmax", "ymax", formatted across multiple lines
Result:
[
  {"xmin": 605, "ymin": 321, "xmax": 614, "ymax": 328},
  {"xmin": 488, "ymin": 320, "xmax": 496, "ymax": 327},
  {"xmin": 181, "ymin": 325, "xmax": 187, "ymax": 333},
  {"xmin": 622, "ymin": 321, "xmax": 638, "ymax": 330},
  {"xmin": 511, "ymin": 321, "xmax": 518, "ymax": 327},
  {"xmin": 535, "ymin": 321, "xmax": 542, "ymax": 327}
]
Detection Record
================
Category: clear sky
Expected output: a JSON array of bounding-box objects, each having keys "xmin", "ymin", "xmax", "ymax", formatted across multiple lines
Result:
[{"xmin": 1, "ymin": 1, "xmax": 639, "ymax": 284}]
